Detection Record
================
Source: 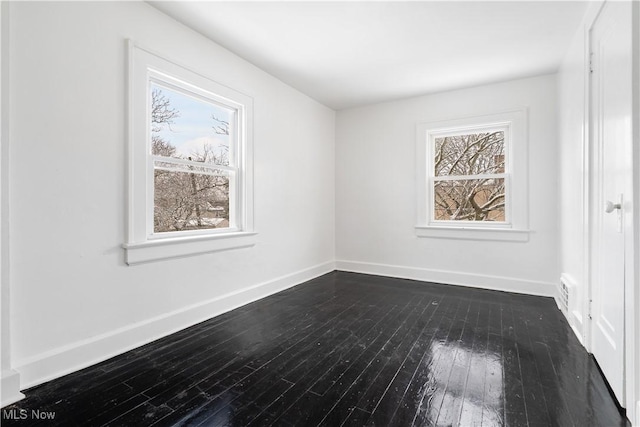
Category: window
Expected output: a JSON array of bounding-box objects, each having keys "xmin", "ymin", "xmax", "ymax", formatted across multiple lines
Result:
[
  {"xmin": 150, "ymin": 82, "xmax": 235, "ymax": 234},
  {"xmin": 432, "ymin": 125, "xmax": 508, "ymax": 223},
  {"xmin": 415, "ymin": 110, "xmax": 529, "ymax": 241},
  {"xmin": 124, "ymin": 42, "xmax": 255, "ymax": 265}
]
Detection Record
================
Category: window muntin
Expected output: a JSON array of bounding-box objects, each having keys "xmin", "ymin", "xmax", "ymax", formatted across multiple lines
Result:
[
  {"xmin": 147, "ymin": 80, "xmax": 239, "ymax": 235},
  {"xmin": 428, "ymin": 124, "xmax": 511, "ymax": 226}
]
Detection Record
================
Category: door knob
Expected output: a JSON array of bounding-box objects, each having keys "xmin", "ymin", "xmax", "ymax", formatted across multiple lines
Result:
[{"xmin": 605, "ymin": 200, "xmax": 621, "ymax": 213}]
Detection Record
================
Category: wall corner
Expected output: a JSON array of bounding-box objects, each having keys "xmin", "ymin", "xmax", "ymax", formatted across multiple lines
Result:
[{"xmin": 0, "ymin": 2, "xmax": 21, "ymax": 410}]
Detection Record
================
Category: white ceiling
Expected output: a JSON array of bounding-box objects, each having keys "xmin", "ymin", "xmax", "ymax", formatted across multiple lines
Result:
[{"xmin": 150, "ymin": 1, "xmax": 589, "ymax": 110}]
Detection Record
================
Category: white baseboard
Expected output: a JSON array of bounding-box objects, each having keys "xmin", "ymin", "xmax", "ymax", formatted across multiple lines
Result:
[
  {"xmin": 1, "ymin": 369, "xmax": 24, "ymax": 407},
  {"xmin": 15, "ymin": 261, "xmax": 335, "ymax": 389},
  {"xmin": 335, "ymin": 260, "xmax": 555, "ymax": 297},
  {"xmin": 554, "ymin": 294, "xmax": 563, "ymax": 311},
  {"xmin": 569, "ymin": 310, "xmax": 585, "ymax": 346}
]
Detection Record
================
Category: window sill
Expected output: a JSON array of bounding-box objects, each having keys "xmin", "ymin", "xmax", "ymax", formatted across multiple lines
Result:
[
  {"xmin": 415, "ymin": 226, "xmax": 530, "ymax": 242},
  {"xmin": 123, "ymin": 231, "xmax": 257, "ymax": 265}
]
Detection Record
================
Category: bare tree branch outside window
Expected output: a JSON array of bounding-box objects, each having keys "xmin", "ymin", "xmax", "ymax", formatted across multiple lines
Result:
[
  {"xmin": 433, "ymin": 131, "xmax": 506, "ymax": 221},
  {"xmin": 150, "ymin": 85, "xmax": 232, "ymax": 232}
]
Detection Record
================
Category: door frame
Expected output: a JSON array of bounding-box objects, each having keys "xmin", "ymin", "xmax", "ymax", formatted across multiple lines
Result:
[
  {"xmin": 632, "ymin": 1, "xmax": 640, "ymax": 424},
  {"xmin": 584, "ymin": 0, "xmax": 638, "ymax": 422}
]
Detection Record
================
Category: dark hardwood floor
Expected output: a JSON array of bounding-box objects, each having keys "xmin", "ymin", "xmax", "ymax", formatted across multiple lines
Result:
[{"xmin": 2, "ymin": 271, "xmax": 630, "ymax": 426}]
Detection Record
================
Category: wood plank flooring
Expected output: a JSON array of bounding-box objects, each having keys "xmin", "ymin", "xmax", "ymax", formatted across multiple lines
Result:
[{"xmin": 1, "ymin": 271, "xmax": 631, "ymax": 426}]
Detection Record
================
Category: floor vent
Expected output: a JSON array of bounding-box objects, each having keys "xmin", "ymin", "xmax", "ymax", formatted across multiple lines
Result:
[{"xmin": 558, "ymin": 275, "xmax": 573, "ymax": 315}]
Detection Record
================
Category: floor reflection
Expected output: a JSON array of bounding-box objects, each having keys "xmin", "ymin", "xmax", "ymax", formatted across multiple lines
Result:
[{"xmin": 415, "ymin": 337, "xmax": 504, "ymax": 426}]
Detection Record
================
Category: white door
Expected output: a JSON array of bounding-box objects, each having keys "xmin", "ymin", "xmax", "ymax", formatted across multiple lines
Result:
[{"xmin": 589, "ymin": 0, "xmax": 632, "ymax": 405}]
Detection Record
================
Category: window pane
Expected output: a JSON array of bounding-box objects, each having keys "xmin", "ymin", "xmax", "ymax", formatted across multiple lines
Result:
[
  {"xmin": 434, "ymin": 131, "xmax": 505, "ymax": 176},
  {"xmin": 434, "ymin": 178, "xmax": 505, "ymax": 221},
  {"xmin": 154, "ymin": 169, "xmax": 230, "ymax": 232},
  {"xmin": 150, "ymin": 82, "xmax": 232, "ymax": 166}
]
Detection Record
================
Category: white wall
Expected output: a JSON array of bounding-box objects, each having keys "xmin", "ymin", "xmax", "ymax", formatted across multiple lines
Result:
[
  {"xmin": 634, "ymin": 4, "xmax": 640, "ymax": 424},
  {"xmin": 557, "ymin": 12, "xmax": 589, "ymax": 341},
  {"xmin": 636, "ymin": 3, "xmax": 640, "ymax": 423},
  {"xmin": 6, "ymin": 1, "xmax": 335, "ymax": 388},
  {"xmin": 1, "ymin": 1, "xmax": 24, "ymax": 408},
  {"xmin": 335, "ymin": 75, "xmax": 559, "ymax": 296}
]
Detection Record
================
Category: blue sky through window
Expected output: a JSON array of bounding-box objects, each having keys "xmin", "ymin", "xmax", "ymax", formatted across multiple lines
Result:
[{"xmin": 151, "ymin": 82, "xmax": 231, "ymax": 163}]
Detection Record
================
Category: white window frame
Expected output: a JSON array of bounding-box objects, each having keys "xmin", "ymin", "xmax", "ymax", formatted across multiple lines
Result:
[
  {"xmin": 415, "ymin": 109, "xmax": 529, "ymax": 241},
  {"xmin": 123, "ymin": 41, "xmax": 255, "ymax": 265}
]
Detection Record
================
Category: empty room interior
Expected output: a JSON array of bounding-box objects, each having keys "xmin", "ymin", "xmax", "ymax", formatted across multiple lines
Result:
[{"xmin": 1, "ymin": 1, "xmax": 639, "ymax": 426}]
